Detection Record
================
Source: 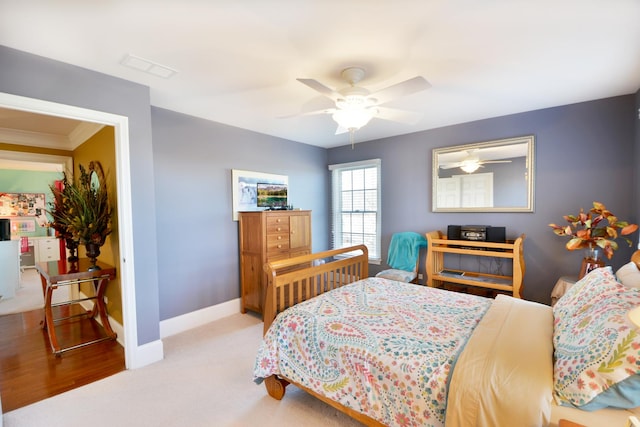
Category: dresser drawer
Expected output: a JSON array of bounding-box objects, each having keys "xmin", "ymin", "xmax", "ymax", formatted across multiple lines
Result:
[
  {"xmin": 36, "ymin": 238, "xmax": 61, "ymax": 262},
  {"xmin": 266, "ymin": 216, "xmax": 289, "ymax": 234},
  {"xmin": 267, "ymin": 235, "xmax": 290, "ymax": 253},
  {"xmin": 238, "ymin": 210, "xmax": 312, "ymax": 316}
]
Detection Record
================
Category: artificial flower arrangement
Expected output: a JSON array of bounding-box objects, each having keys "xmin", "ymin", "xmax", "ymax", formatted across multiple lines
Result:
[
  {"xmin": 47, "ymin": 173, "xmax": 73, "ymax": 237},
  {"xmin": 549, "ymin": 201, "xmax": 638, "ymax": 260},
  {"xmin": 48, "ymin": 162, "xmax": 112, "ymax": 246}
]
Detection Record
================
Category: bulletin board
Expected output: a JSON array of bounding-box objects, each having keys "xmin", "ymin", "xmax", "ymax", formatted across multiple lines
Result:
[{"xmin": 0, "ymin": 192, "xmax": 46, "ymax": 217}]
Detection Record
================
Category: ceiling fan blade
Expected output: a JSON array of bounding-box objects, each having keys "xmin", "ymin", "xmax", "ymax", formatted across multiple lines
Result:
[
  {"xmin": 278, "ymin": 107, "xmax": 336, "ymax": 119},
  {"xmin": 375, "ymin": 106, "xmax": 422, "ymax": 124},
  {"xmin": 481, "ymin": 160, "xmax": 512, "ymax": 164},
  {"xmin": 370, "ymin": 76, "xmax": 431, "ymax": 105},
  {"xmin": 296, "ymin": 78, "xmax": 341, "ymax": 102},
  {"xmin": 439, "ymin": 163, "xmax": 462, "ymax": 169}
]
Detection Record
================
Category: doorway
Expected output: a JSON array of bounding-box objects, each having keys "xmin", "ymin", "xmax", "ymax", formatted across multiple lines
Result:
[{"xmin": 0, "ymin": 92, "xmax": 139, "ymax": 369}]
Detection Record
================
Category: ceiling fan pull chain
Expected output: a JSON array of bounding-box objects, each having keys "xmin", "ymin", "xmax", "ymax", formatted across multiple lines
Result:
[{"xmin": 350, "ymin": 129, "xmax": 355, "ymax": 149}]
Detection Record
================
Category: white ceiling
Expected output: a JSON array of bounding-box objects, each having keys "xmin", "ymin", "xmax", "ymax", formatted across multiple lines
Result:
[{"xmin": 1, "ymin": 0, "xmax": 639, "ymax": 149}]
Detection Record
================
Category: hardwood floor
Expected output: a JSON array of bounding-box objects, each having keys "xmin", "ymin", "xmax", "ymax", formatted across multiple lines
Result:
[{"xmin": 0, "ymin": 306, "xmax": 125, "ymax": 413}]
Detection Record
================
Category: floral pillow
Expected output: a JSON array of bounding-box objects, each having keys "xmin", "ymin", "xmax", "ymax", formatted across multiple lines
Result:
[{"xmin": 552, "ymin": 267, "xmax": 640, "ymax": 410}]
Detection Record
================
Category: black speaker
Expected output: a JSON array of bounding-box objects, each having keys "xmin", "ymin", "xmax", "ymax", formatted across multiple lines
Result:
[
  {"xmin": 0, "ymin": 218, "xmax": 10, "ymax": 241},
  {"xmin": 447, "ymin": 225, "xmax": 461, "ymax": 240},
  {"xmin": 486, "ymin": 226, "xmax": 506, "ymax": 243}
]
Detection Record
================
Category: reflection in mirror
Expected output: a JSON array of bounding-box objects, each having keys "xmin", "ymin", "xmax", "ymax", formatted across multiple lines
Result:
[
  {"xmin": 432, "ymin": 135, "xmax": 534, "ymax": 212},
  {"xmin": 88, "ymin": 161, "xmax": 105, "ymax": 192}
]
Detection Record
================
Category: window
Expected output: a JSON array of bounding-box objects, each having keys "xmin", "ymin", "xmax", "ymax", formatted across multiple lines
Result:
[{"xmin": 328, "ymin": 159, "xmax": 381, "ymax": 263}]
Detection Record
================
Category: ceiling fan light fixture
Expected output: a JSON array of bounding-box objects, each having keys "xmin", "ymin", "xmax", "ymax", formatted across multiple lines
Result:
[
  {"xmin": 294, "ymin": 67, "xmax": 431, "ymax": 147},
  {"xmin": 460, "ymin": 160, "xmax": 480, "ymax": 173},
  {"xmin": 336, "ymin": 93, "xmax": 369, "ymax": 110},
  {"xmin": 332, "ymin": 108, "xmax": 376, "ymax": 131}
]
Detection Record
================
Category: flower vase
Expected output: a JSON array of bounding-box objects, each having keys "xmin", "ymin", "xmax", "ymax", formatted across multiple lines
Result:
[
  {"xmin": 65, "ymin": 237, "xmax": 79, "ymax": 262},
  {"xmin": 85, "ymin": 242, "xmax": 102, "ymax": 271},
  {"xmin": 578, "ymin": 246, "xmax": 605, "ymax": 279}
]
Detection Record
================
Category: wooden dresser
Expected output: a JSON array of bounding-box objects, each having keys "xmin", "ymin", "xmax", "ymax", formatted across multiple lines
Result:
[{"xmin": 239, "ymin": 210, "xmax": 311, "ymax": 315}]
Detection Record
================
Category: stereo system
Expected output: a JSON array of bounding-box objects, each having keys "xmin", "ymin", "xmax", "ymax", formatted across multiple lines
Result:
[{"xmin": 447, "ymin": 224, "xmax": 506, "ymax": 243}]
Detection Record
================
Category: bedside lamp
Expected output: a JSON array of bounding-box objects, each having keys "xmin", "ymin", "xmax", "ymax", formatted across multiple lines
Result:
[{"xmin": 629, "ymin": 306, "xmax": 640, "ymax": 328}]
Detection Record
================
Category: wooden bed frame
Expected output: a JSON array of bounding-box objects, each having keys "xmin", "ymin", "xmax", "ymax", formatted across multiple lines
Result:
[
  {"xmin": 259, "ymin": 246, "xmax": 640, "ymax": 426},
  {"xmin": 261, "ymin": 244, "xmax": 386, "ymax": 426}
]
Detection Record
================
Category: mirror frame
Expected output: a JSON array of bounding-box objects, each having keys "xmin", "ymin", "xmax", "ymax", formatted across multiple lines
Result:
[{"xmin": 432, "ymin": 135, "xmax": 535, "ymax": 213}]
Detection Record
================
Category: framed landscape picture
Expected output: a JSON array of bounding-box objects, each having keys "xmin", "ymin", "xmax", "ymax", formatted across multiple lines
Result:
[{"xmin": 231, "ymin": 169, "xmax": 288, "ymax": 221}]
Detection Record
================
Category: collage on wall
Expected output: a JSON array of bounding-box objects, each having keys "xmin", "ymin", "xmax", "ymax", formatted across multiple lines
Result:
[
  {"xmin": 0, "ymin": 192, "xmax": 49, "ymax": 231},
  {"xmin": 0, "ymin": 192, "xmax": 46, "ymax": 217}
]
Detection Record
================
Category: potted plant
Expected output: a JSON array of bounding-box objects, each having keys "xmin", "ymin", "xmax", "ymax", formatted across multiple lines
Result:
[
  {"xmin": 549, "ymin": 201, "xmax": 638, "ymax": 277},
  {"xmin": 50, "ymin": 162, "xmax": 112, "ymax": 270}
]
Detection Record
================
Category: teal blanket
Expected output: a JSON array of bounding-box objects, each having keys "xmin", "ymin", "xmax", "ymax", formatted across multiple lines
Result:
[{"xmin": 387, "ymin": 232, "xmax": 427, "ymax": 272}]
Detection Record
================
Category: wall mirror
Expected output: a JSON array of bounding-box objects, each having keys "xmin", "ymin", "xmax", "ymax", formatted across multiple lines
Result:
[
  {"xmin": 88, "ymin": 160, "xmax": 106, "ymax": 192},
  {"xmin": 432, "ymin": 135, "xmax": 535, "ymax": 212}
]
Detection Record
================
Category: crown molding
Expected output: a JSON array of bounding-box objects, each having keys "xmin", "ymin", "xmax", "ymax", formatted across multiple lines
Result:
[
  {"xmin": 0, "ymin": 121, "xmax": 104, "ymax": 151},
  {"xmin": 68, "ymin": 121, "xmax": 105, "ymax": 149},
  {"xmin": 0, "ymin": 127, "xmax": 71, "ymax": 149}
]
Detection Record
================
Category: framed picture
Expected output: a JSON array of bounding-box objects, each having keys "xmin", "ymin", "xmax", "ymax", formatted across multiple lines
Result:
[{"xmin": 231, "ymin": 169, "xmax": 288, "ymax": 221}]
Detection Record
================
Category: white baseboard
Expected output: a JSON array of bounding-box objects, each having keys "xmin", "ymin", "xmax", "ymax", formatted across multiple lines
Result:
[
  {"xmin": 159, "ymin": 298, "xmax": 241, "ymax": 338},
  {"xmin": 128, "ymin": 339, "xmax": 164, "ymax": 369},
  {"xmin": 128, "ymin": 299, "xmax": 241, "ymax": 368},
  {"xmin": 77, "ymin": 295, "xmax": 241, "ymax": 368}
]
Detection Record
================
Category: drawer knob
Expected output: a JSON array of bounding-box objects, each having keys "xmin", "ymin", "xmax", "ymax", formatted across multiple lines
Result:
[{"xmin": 277, "ymin": 244, "xmax": 282, "ymax": 249}]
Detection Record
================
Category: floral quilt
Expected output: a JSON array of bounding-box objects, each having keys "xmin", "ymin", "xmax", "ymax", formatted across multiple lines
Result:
[{"xmin": 253, "ymin": 277, "xmax": 492, "ymax": 427}]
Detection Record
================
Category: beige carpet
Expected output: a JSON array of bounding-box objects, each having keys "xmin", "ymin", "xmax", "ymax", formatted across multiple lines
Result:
[{"xmin": 2, "ymin": 313, "xmax": 364, "ymax": 427}]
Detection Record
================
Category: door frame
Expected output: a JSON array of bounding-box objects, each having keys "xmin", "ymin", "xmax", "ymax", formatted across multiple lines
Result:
[{"xmin": 0, "ymin": 91, "xmax": 140, "ymax": 369}]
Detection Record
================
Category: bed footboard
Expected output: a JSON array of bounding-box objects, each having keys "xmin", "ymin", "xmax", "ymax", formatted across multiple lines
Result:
[{"xmin": 262, "ymin": 244, "xmax": 368, "ymax": 335}]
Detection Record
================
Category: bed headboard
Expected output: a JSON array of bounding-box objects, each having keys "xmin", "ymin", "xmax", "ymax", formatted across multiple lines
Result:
[{"xmin": 262, "ymin": 245, "xmax": 369, "ymax": 334}]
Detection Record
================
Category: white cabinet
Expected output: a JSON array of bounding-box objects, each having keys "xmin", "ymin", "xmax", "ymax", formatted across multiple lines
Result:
[
  {"xmin": 0, "ymin": 240, "xmax": 20, "ymax": 299},
  {"xmin": 18, "ymin": 237, "xmax": 61, "ymax": 269},
  {"xmin": 35, "ymin": 237, "xmax": 60, "ymax": 263}
]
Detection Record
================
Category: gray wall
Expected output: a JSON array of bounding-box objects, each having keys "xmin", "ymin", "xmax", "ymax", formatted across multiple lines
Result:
[
  {"xmin": 2, "ymin": 45, "xmax": 638, "ymax": 319},
  {"xmin": 328, "ymin": 95, "xmax": 638, "ymax": 304},
  {"xmin": 151, "ymin": 107, "xmax": 329, "ymax": 320},
  {"xmin": 0, "ymin": 45, "xmax": 161, "ymax": 344}
]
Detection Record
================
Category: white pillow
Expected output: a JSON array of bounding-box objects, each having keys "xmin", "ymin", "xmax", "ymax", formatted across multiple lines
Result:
[{"xmin": 615, "ymin": 261, "xmax": 640, "ymax": 289}]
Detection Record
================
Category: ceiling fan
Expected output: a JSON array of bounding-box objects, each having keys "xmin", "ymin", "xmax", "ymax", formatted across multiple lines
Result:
[
  {"xmin": 439, "ymin": 150, "xmax": 512, "ymax": 173},
  {"xmin": 293, "ymin": 67, "xmax": 431, "ymax": 147}
]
